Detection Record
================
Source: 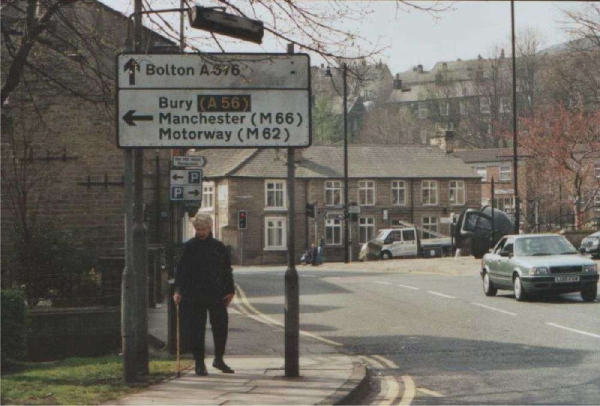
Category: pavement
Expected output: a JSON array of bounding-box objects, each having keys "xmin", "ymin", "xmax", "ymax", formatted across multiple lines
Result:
[{"xmin": 116, "ymin": 290, "xmax": 367, "ymax": 405}]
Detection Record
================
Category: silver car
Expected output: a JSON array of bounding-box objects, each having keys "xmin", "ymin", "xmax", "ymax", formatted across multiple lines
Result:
[
  {"xmin": 580, "ymin": 231, "xmax": 600, "ymax": 259},
  {"xmin": 481, "ymin": 234, "xmax": 598, "ymax": 302}
]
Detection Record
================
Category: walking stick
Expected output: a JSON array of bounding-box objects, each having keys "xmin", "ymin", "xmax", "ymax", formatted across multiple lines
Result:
[{"xmin": 176, "ymin": 303, "xmax": 181, "ymax": 378}]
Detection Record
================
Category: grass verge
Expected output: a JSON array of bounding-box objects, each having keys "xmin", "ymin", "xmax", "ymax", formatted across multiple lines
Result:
[{"xmin": 1, "ymin": 352, "xmax": 193, "ymax": 405}]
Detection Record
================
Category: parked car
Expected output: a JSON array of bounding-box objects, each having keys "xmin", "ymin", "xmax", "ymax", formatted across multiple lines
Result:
[
  {"xmin": 481, "ymin": 234, "xmax": 598, "ymax": 302},
  {"xmin": 580, "ymin": 231, "xmax": 600, "ymax": 259}
]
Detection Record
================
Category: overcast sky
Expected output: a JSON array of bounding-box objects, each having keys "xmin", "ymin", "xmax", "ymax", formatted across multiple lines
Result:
[{"xmin": 102, "ymin": 1, "xmax": 584, "ymax": 74}]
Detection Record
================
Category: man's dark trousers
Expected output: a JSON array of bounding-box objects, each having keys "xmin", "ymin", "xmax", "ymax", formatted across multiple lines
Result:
[{"xmin": 183, "ymin": 299, "xmax": 228, "ymax": 361}]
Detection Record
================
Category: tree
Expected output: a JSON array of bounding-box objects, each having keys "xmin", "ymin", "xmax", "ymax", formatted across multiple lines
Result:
[
  {"xmin": 312, "ymin": 96, "xmax": 343, "ymax": 145},
  {"xmin": 359, "ymin": 105, "xmax": 423, "ymax": 145},
  {"xmin": 519, "ymin": 104, "xmax": 600, "ymax": 230}
]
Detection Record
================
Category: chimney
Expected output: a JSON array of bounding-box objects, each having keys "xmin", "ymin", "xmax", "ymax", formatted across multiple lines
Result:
[
  {"xmin": 417, "ymin": 64, "xmax": 424, "ymax": 73},
  {"xmin": 429, "ymin": 129, "xmax": 455, "ymax": 154},
  {"xmin": 320, "ymin": 63, "xmax": 324, "ymax": 69},
  {"xmin": 442, "ymin": 62, "xmax": 448, "ymax": 70},
  {"xmin": 393, "ymin": 73, "xmax": 402, "ymax": 89}
]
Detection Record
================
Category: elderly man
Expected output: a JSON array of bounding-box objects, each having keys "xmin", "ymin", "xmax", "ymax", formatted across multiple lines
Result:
[{"xmin": 173, "ymin": 213, "xmax": 235, "ymax": 376}]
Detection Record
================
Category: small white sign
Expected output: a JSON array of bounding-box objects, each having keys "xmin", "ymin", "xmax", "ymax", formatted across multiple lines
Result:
[
  {"xmin": 440, "ymin": 217, "xmax": 453, "ymax": 224},
  {"xmin": 173, "ymin": 156, "xmax": 206, "ymax": 167},
  {"xmin": 348, "ymin": 205, "xmax": 361, "ymax": 214}
]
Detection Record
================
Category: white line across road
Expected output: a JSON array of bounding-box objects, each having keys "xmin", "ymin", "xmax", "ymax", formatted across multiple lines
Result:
[
  {"xmin": 470, "ymin": 302, "xmax": 517, "ymax": 316},
  {"xmin": 546, "ymin": 322, "xmax": 600, "ymax": 339},
  {"xmin": 427, "ymin": 291, "xmax": 456, "ymax": 299},
  {"xmin": 397, "ymin": 284, "xmax": 420, "ymax": 290}
]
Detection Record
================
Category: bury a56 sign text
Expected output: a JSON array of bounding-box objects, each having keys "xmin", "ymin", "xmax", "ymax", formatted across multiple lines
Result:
[{"xmin": 116, "ymin": 53, "xmax": 311, "ymax": 148}]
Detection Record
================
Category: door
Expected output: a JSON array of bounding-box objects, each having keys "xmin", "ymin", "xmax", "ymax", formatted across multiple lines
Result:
[
  {"xmin": 401, "ymin": 229, "xmax": 418, "ymax": 256},
  {"xmin": 496, "ymin": 238, "xmax": 515, "ymax": 288},
  {"xmin": 386, "ymin": 230, "xmax": 403, "ymax": 257}
]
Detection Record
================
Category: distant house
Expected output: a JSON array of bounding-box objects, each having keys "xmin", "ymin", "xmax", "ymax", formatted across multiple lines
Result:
[{"xmin": 182, "ymin": 143, "xmax": 481, "ymax": 265}]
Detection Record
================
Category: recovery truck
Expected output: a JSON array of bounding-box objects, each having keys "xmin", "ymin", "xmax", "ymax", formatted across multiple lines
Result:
[{"xmin": 359, "ymin": 220, "xmax": 452, "ymax": 260}]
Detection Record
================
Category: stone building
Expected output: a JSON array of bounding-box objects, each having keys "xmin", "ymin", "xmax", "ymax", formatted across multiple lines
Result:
[{"xmin": 180, "ymin": 144, "xmax": 481, "ymax": 265}]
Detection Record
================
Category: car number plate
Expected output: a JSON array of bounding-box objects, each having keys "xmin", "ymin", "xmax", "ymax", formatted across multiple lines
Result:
[{"xmin": 555, "ymin": 276, "xmax": 579, "ymax": 283}]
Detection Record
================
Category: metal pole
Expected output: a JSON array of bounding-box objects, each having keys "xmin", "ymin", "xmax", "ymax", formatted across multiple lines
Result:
[
  {"xmin": 180, "ymin": 0, "xmax": 185, "ymax": 51},
  {"xmin": 559, "ymin": 183, "xmax": 563, "ymax": 229},
  {"xmin": 122, "ymin": 148, "xmax": 136, "ymax": 382},
  {"xmin": 491, "ymin": 177, "xmax": 495, "ymax": 246},
  {"xmin": 284, "ymin": 43, "xmax": 299, "ymax": 378},
  {"xmin": 240, "ymin": 230, "xmax": 244, "ymax": 266},
  {"xmin": 511, "ymin": 0, "xmax": 520, "ymax": 234},
  {"xmin": 343, "ymin": 63, "xmax": 349, "ymax": 263}
]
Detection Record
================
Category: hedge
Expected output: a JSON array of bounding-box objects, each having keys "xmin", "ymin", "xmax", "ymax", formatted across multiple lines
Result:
[{"xmin": 1, "ymin": 289, "xmax": 28, "ymax": 366}]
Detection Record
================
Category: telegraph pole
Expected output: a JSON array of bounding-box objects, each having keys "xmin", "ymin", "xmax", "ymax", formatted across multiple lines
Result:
[{"xmin": 122, "ymin": 0, "xmax": 149, "ymax": 382}]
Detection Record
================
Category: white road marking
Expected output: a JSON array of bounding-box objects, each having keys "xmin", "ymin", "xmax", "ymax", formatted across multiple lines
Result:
[
  {"xmin": 427, "ymin": 291, "xmax": 456, "ymax": 299},
  {"xmin": 234, "ymin": 284, "xmax": 343, "ymax": 347},
  {"xmin": 417, "ymin": 387, "xmax": 444, "ymax": 398},
  {"xmin": 397, "ymin": 284, "xmax": 420, "ymax": 290},
  {"xmin": 546, "ymin": 322, "xmax": 600, "ymax": 339},
  {"xmin": 375, "ymin": 281, "xmax": 392, "ymax": 285},
  {"xmin": 471, "ymin": 302, "xmax": 517, "ymax": 316},
  {"xmin": 399, "ymin": 375, "xmax": 416, "ymax": 405},
  {"xmin": 360, "ymin": 356, "xmax": 402, "ymax": 406},
  {"xmin": 381, "ymin": 376, "xmax": 401, "ymax": 406}
]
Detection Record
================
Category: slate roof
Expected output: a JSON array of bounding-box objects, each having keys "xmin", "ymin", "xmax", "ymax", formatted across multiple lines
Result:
[{"xmin": 192, "ymin": 146, "xmax": 480, "ymax": 179}]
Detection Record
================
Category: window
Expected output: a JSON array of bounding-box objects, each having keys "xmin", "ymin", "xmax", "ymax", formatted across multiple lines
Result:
[
  {"xmin": 325, "ymin": 219, "xmax": 342, "ymax": 245},
  {"xmin": 499, "ymin": 96, "xmax": 511, "ymax": 114},
  {"xmin": 439, "ymin": 102, "xmax": 449, "ymax": 116},
  {"xmin": 443, "ymin": 121, "xmax": 455, "ymax": 131},
  {"xmin": 421, "ymin": 180, "xmax": 438, "ymax": 205},
  {"xmin": 422, "ymin": 216, "xmax": 439, "ymax": 239},
  {"xmin": 475, "ymin": 167, "xmax": 487, "ymax": 181},
  {"xmin": 493, "ymin": 196, "xmax": 514, "ymax": 212},
  {"xmin": 391, "ymin": 181, "xmax": 406, "ymax": 205},
  {"xmin": 595, "ymin": 161, "xmax": 600, "ymax": 178},
  {"xmin": 358, "ymin": 180, "xmax": 375, "ymax": 206},
  {"xmin": 499, "ymin": 166, "xmax": 511, "ymax": 181},
  {"xmin": 325, "ymin": 180, "xmax": 343, "ymax": 206},
  {"xmin": 595, "ymin": 195, "xmax": 600, "ymax": 212},
  {"xmin": 480, "ymin": 97, "xmax": 491, "ymax": 114},
  {"xmin": 418, "ymin": 102, "xmax": 428, "ymax": 119},
  {"xmin": 359, "ymin": 217, "xmax": 375, "ymax": 244},
  {"xmin": 459, "ymin": 100, "xmax": 468, "ymax": 115},
  {"xmin": 265, "ymin": 180, "xmax": 286, "ymax": 209},
  {"xmin": 449, "ymin": 180, "xmax": 465, "ymax": 205},
  {"xmin": 402, "ymin": 229, "xmax": 416, "ymax": 241},
  {"xmin": 265, "ymin": 217, "xmax": 286, "ymax": 250},
  {"xmin": 201, "ymin": 182, "xmax": 214, "ymax": 210}
]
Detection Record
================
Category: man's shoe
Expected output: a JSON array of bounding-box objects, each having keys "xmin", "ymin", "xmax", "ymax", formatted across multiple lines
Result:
[
  {"xmin": 195, "ymin": 360, "xmax": 208, "ymax": 376},
  {"xmin": 212, "ymin": 359, "xmax": 234, "ymax": 374}
]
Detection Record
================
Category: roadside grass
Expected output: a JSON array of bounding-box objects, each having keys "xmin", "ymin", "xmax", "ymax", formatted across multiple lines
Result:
[{"xmin": 1, "ymin": 351, "xmax": 193, "ymax": 405}]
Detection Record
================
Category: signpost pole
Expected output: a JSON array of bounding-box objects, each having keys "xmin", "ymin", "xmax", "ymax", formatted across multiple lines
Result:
[
  {"xmin": 285, "ymin": 43, "xmax": 299, "ymax": 378},
  {"xmin": 491, "ymin": 177, "xmax": 495, "ymax": 247}
]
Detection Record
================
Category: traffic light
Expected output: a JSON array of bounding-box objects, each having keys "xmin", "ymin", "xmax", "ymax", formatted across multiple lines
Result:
[{"xmin": 238, "ymin": 210, "xmax": 247, "ymax": 229}]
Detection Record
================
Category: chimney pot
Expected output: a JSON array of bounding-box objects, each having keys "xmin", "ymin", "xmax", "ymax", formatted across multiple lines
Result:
[{"xmin": 417, "ymin": 64, "xmax": 424, "ymax": 73}]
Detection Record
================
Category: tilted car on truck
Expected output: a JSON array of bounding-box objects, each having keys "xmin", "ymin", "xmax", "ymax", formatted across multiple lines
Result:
[
  {"xmin": 453, "ymin": 206, "xmax": 514, "ymax": 258},
  {"xmin": 359, "ymin": 221, "xmax": 452, "ymax": 260}
]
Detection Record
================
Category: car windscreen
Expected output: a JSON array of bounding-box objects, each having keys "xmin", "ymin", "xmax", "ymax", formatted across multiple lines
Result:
[{"xmin": 515, "ymin": 236, "xmax": 578, "ymax": 256}]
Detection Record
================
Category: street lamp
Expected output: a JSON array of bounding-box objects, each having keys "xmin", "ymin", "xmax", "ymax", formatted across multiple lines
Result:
[{"xmin": 325, "ymin": 63, "xmax": 349, "ymax": 263}]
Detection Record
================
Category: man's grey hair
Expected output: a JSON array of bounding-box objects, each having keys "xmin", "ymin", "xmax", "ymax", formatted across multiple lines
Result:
[{"xmin": 192, "ymin": 212, "xmax": 213, "ymax": 229}]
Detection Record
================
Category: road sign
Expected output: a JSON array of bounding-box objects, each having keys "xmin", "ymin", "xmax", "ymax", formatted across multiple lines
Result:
[
  {"xmin": 173, "ymin": 156, "xmax": 206, "ymax": 168},
  {"xmin": 440, "ymin": 217, "xmax": 453, "ymax": 224},
  {"xmin": 348, "ymin": 205, "xmax": 361, "ymax": 214},
  {"xmin": 170, "ymin": 169, "xmax": 203, "ymax": 201},
  {"xmin": 117, "ymin": 53, "xmax": 311, "ymax": 148}
]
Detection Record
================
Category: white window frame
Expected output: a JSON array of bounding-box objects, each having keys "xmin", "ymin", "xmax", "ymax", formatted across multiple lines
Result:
[
  {"xmin": 499, "ymin": 96, "xmax": 511, "ymax": 114},
  {"xmin": 325, "ymin": 219, "xmax": 342, "ymax": 245},
  {"xmin": 443, "ymin": 122, "xmax": 455, "ymax": 131},
  {"xmin": 493, "ymin": 196, "xmax": 515, "ymax": 212},
  {"xmin": 422, "ymin": 216, "xmax": 439, "ymax": 239},
  {"xmin": 264, "ymin": 180, "xmax": 287, "ymax": 210},
  {"xmin": 499, "ymin": 166, "xmax": 511, "ymax": 182},
  {"xmin": 595, "ymin": 194, "xmax": 600, "ymax": 212},
  {"xmin": 325, "ymin": 180, "xmax": 343, "ymax": 206},
  {"xmin": 418, "ymin": 102, "xmax": 428, "ymax": 119},
  {"xmin": 358, "ymin": 180, "xmax": 376, "ymax": 206},
  {"xmin": 595, "ymin": 161, "xmax": 600, "ymax": 178},
  {"xmin": 264, "ymin": 216, "xmax": 287, "ymax": 250},
  {"xmin": 480, "ymin": 97, "xmax": 491, "ymax": 114},
  {"xmin": 201, "ymin": 182, "xmax": 215, "ymax": 211},
  {"xmin": 475, "ymin": 167, "xmax": 486, "ymax": 181},
  {"xmin": 449, "ymin": 180, "xmax": 465, "ymax": 205},
  {"xmin": 358, "ymin": 217, "xmax": 376, "ymax": 244},
  {"xmin": 421, "ymin": 180, "xmax": 438, "ymax": 206},
  {"xmin": 391, "ymin": 180, "xmax": 406, "ymax": 206},
  {"xmin": 439, "ymin": 101, "xmax": 450, "ymax": 116}
]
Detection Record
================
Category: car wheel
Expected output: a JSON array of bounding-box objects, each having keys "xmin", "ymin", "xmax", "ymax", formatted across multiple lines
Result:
[
  {"xmin": 514, "ymin": 275, "xmax": 528, "ymax": 301},
  {"xmin": 381, "ymin": 251, "xmax": 392, "ymax": 260},
  {"xmin": 581, "ymin": 285, "xmax": 597, "ymax": 302},
  {"xmin": 483, "ymin": 272, "xmax": 497, "ymax": 297}
]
